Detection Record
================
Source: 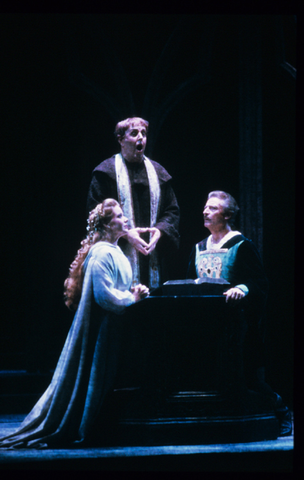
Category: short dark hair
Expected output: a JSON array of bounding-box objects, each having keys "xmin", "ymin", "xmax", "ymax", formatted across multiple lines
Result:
[
  {"xmin": 207, "ymin": 191, "xmax": 240, "ymax": 227},
  {"xmin": 114, "ymin": 117, "xmax": 149, "ymax": 140}
]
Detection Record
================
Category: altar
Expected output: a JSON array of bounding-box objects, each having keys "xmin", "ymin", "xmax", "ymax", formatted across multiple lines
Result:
[{"xmin": 96, "ymin": 281, "xmax": 279, "ymax": 445}]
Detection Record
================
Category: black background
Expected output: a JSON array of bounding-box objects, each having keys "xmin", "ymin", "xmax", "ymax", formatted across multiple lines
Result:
[{"xmin": 0, "ymin": 13, "xmax": 296, "ymax": 407}]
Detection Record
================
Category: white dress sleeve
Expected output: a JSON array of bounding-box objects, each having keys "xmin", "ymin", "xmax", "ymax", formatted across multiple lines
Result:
[{"xmin": 90, "ymin": 250, "xmax": 135, "ymax": 314}]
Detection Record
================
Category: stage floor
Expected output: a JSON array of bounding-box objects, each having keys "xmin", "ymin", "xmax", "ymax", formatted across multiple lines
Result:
[{"xmin": 0, "ymin": 413, "xmax": 294, "ymax": 471}]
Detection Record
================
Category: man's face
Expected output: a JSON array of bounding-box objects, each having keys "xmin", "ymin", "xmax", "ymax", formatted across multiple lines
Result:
[
  {"xmin": 118, "ymin": 121, "xmax": 147, "ymax": 162},
  {"xmin": 203, "ymin": 197, "xmax": 230, "ymax": 231}
]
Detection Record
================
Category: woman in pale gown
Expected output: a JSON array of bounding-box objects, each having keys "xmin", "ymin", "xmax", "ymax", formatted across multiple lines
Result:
[{"xmin": 0, "ymin": 199, "xmax": 149, "ymax": 448}]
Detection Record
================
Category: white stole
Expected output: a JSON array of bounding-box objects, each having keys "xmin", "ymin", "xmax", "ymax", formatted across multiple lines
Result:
[{"xmin": 115, "ymin": 153, "xmax": 161, "ymax": 288}]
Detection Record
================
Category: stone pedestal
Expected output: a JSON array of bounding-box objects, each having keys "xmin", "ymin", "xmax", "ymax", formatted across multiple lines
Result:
[{"xmin": 96, "ymin": 285, "xmax": 278, "ymax": 445}]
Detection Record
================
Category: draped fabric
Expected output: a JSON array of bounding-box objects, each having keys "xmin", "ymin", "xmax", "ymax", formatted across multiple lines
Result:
[
  {"xmin": 0, "ymin": 242, "xmax": 135, "ymax": 448},
  {"xmin": 86, "ymin": 155, "xmax": 180, "ymax": 288},
  {"xmin": 115, "ymin": 154, "xmax": 161, "ymax": 288}
]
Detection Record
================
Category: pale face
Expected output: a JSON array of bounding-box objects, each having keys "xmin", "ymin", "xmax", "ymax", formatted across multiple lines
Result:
[
  {"xmin": 203, "ymin": 197, "xmax": 230, "ymax": 231},
  {"xmin": 107, "ymin": 206, "xmax": 129, "ymax": 243},
  {"xmin": 118, "ymin": 121, "xmax": 147, "ymax": 163}
]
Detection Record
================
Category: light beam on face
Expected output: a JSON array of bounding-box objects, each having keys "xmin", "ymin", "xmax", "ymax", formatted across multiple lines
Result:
[{"xmin": 119, "ymin": 120, "xmax": 147, "ymax": 163}]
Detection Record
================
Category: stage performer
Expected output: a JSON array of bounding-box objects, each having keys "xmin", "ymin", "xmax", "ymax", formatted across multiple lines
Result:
[
  {"xmin": 86, "ymin": 117, "xmax": 180, "ymax": 289},
  {"xmin": 187, "ymin": 190, "xmax": 292, "ymax": 437},
  {"xmin": 0, "ymin": 199, "xmax": 149, "ymax": 449}
]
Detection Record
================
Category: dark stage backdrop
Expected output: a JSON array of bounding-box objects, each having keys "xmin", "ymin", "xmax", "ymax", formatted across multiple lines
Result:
[{"xmin": 1, "ymin": 14, "xmax": 295, "ymax": 406}]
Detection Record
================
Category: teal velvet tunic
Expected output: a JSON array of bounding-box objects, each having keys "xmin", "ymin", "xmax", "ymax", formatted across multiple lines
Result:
[
  {"xmin": 187, "ymin": 234, "xmax": 268, "ymax": 312},
  {"xmin": 187, "ymin": 234, "xmax": 269, "ymax": 373}
]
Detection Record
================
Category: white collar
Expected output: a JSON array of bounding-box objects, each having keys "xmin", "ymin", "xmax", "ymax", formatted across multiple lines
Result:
[{"xmin": 207, "ymin": 230, "xmax": 241, "ymax": 250}]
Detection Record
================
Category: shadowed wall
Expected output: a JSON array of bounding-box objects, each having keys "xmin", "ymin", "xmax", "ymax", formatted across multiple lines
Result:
[{"xmin": 0, "ymin": 14, "xmax": 295, "ymax": 407}]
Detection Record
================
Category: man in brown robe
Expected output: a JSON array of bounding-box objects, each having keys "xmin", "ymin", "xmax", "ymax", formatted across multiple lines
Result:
[{"xmin": 87, "ymin": 117, "xmax": 180, "ymax": 289}]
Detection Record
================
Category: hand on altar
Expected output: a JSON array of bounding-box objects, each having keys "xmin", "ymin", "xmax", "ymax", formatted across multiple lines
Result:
[
  {"xmin": 131, "ymin": 283, "xmax": 150, "ymax": 302},
  {"xmin": 223, "ymin": 287, "xmax": 245, "ymax": 304}
]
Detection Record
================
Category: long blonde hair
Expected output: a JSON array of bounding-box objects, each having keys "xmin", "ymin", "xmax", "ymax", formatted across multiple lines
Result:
[{"xmin": 63, "ymin": 199, "xmax": 120, "ymax": 311}]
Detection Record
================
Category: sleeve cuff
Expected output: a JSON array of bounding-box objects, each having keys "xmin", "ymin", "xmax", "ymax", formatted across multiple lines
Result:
[{"xmin": 235, "ymin": 284, "xmax": 249, "ymax": 295}]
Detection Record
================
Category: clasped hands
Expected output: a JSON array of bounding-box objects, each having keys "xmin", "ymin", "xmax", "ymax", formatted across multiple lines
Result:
[
  {"xmin": 131, "ymin": 283, "xmax": 150, "ymax": 302},
  {"xmin": 125, "ymin": 227, "xmax": 161, "ymax": 255}
]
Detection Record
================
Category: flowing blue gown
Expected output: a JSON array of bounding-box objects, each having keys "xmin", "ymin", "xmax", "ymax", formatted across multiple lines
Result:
[{"xmin": 0, "ymin": 242, "xmax": 135, "ymax": 448}]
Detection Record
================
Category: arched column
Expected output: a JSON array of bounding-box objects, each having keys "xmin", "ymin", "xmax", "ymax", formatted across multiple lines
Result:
[{"xmin": 238, "ymin": 16, "xmax": 263, "ymax": 256}]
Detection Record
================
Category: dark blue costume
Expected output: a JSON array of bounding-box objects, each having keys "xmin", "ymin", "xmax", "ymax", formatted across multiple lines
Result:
[
  {"xmin": 187, "ymin": 234, "xmax": 268, "ymax": 371},
  {"xmin": 187, "ymin": 233, "xmax": 292, "ymax": 436}
]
